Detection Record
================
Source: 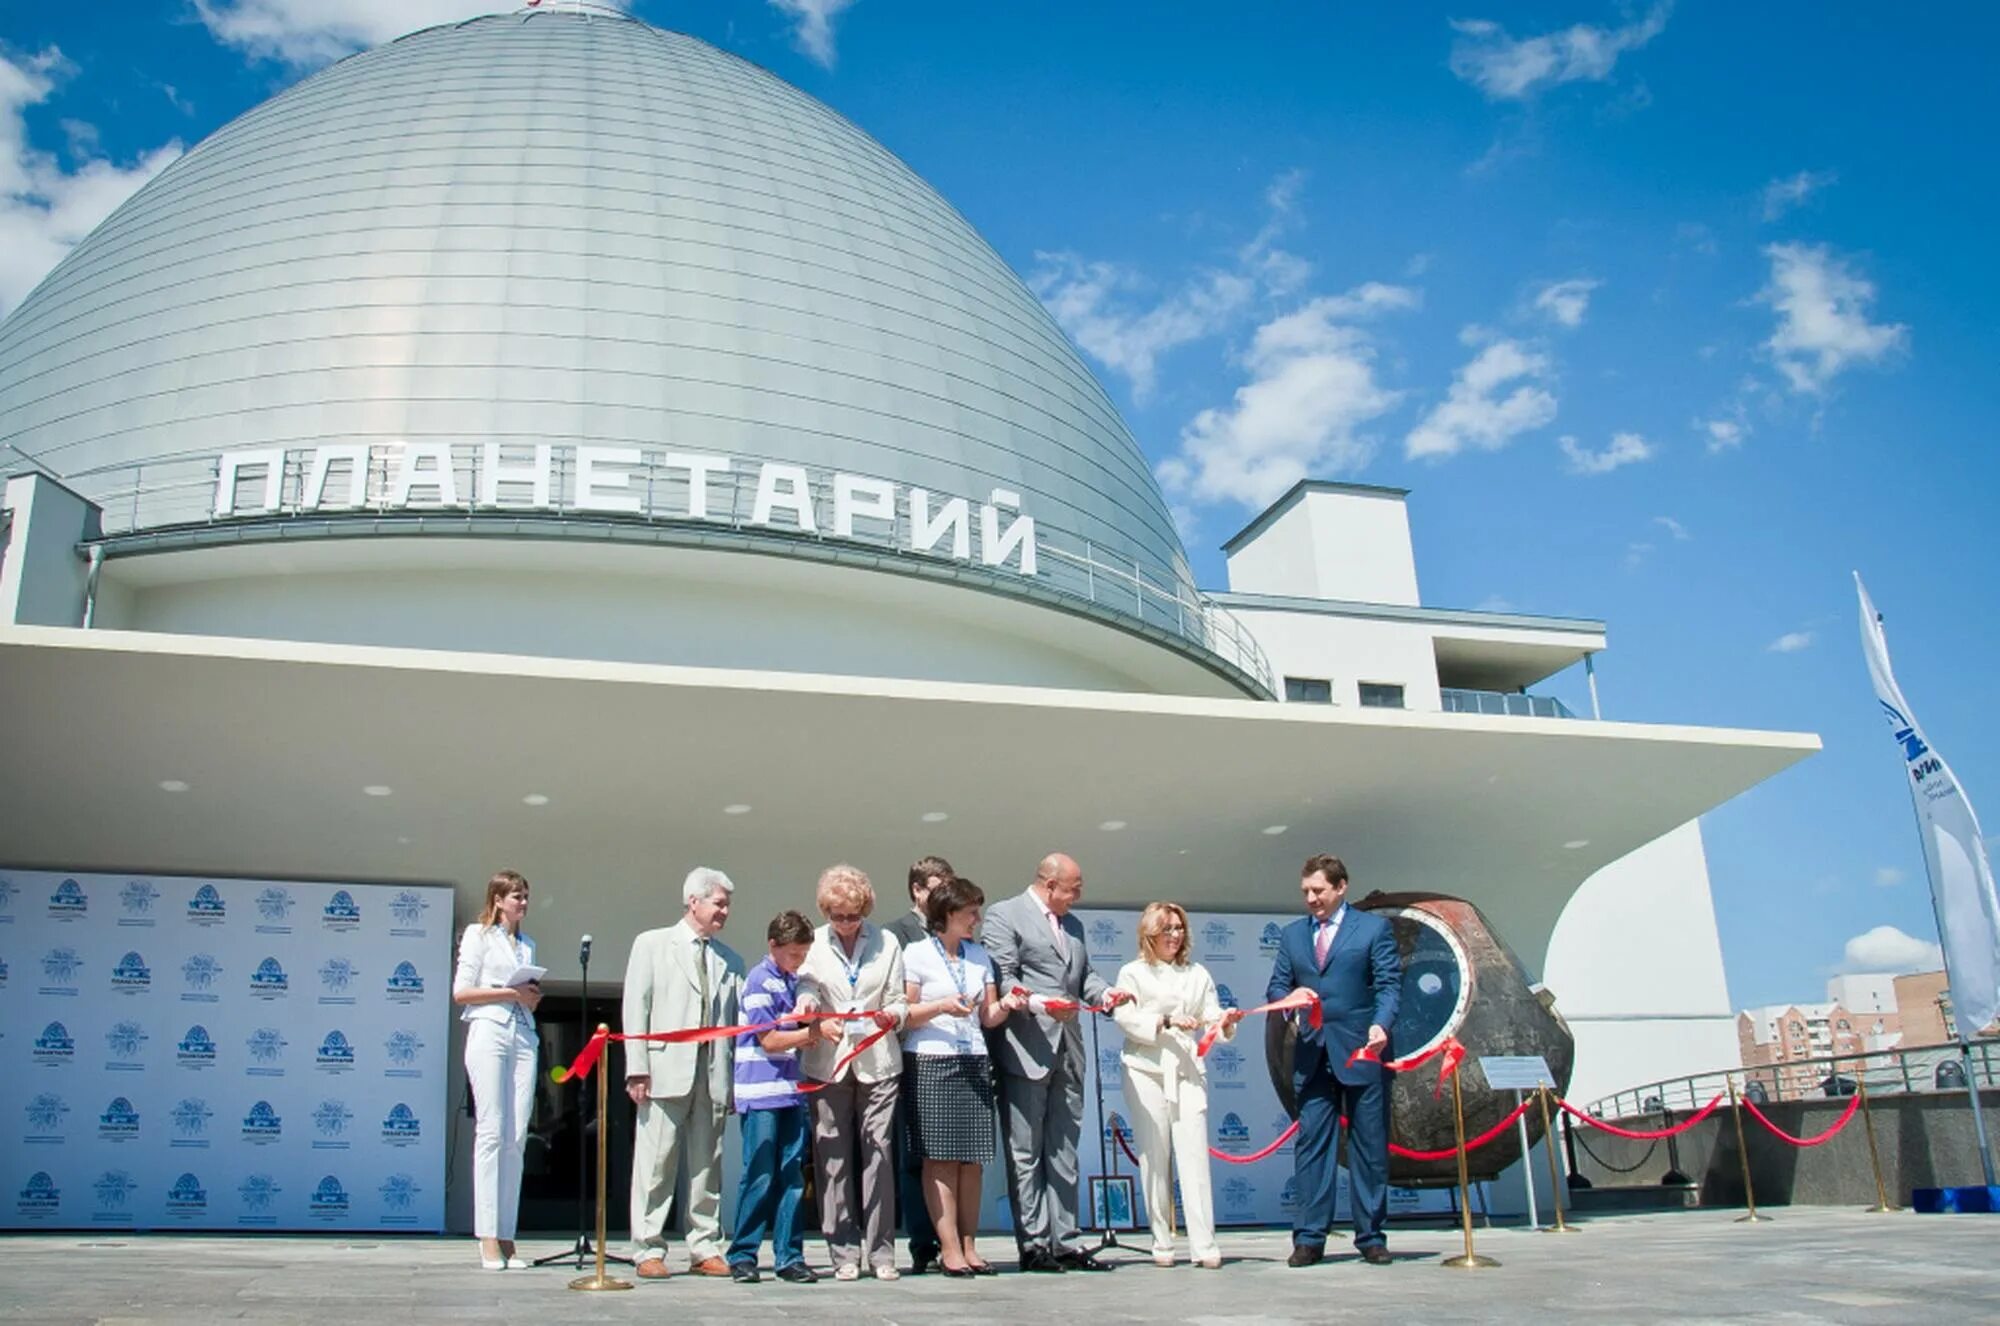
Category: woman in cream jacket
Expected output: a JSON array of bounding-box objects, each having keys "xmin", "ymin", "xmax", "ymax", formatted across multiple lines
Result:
[
  {"xmin": 795, "ymin": 864, "xmax": 908, "ymax": 1280},
  {"xmin": 1111, "ymin": 902, "xmax": 1244, "ymax": 1268}
]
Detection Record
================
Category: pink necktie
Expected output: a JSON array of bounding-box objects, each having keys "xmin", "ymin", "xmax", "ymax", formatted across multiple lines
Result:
[
  {"xmin": 1314, "ymin": 921, "xmax": 1332, "ymax": 967},
  {"xmin": 1050, "ymin": 909, "xmax": 1068, "ymax": 958}
]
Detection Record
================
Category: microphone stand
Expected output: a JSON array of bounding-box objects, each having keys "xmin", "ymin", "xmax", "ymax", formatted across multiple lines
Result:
[
  {"xmin": 1088, "ymin": 1006, "xmax": 1121, "ymax": 1250},
  {"xmin": 536, "ymin": 938, "xmax": 631, "ymax": 1269}
]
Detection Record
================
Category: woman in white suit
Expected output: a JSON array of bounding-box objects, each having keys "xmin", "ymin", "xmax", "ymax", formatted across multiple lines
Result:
[
  {"xmin": 453, "ymin": 869, "xmax": 541, "ymax": 1270},
  {"xmin": 1111, "ymin": 901, "xmax": 1243, "ymax": 1268},
  {"xmin": 796, "ymin": 864, "xmax": 908, "ymax": 1281}
]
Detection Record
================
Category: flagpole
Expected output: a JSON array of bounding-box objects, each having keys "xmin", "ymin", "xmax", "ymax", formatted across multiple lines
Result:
[{"xmin": 1867, "ymin": 590, "xmax": 1997, "ymax": 1188}]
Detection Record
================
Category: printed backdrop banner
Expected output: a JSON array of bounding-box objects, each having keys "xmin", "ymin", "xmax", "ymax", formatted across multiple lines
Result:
[
  {"xmin": 0, "ymin": 869, "xmax": 452, "ymax": 1231},
  {"xmin": 970, "ymin": 908, "xmax": 1450, "ymax": 1233}
]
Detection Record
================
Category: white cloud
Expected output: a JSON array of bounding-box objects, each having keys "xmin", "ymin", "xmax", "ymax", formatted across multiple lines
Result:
[
  {"xmin": 1476, "ymin": 594, "xmax": 1516, "ymax": 613},
  {"xmin": 1448, "ymin": 4, "xmax": 1671, "ymax": 101},
  {"xmin": 1840, "ymin": 924, "xmax": 1941, "ymax": 974},
  {"xmin": 1701, "ymin": 413, "xmax": 1748, "ymax": 453},
  {"xmin": 1761, "ymin": 169, "xmax": 1837, "ymax": 222},
  {"xmin": 1767, "ymin": 631, "xmax": 1814, "ymax": 653},
  {"xmin": 193, "ymin": 1, "xmax": 631, "ymax": 67},
  {"xmin": 1157, "ymin": 283, "xmax": 1417, "ymax": 508},
  {"xmin": 1405, "ymin": 336, "xmax": 1558, "ymax": 461},
  {"xmin": 1873, "ymin": 866, "xmax": 1905, "ymax": 888},
  {"xmin": 769, "ymin": 0, "xmax": 858, "ymax": 69},
  {"xmin": 1032, "ymin": 255, "xmax": 1254, "ymax": 402},
  {"xmin": 1559, "ymin": 431, "xmax": 1655, "ymax": 475},
  {"xmin": 1653, "ymin": 515, "xmax": 1690, "ymax": 541},
  {"xmin": 1758, "ymin": 242, "xmax": 1908, "ymax": 393},
  {"xmin": 1034, "ymin": 169, "xmax": 1312, "ymax": 401},
  {"xmin": 1532, "ymin": 277, "xmax": 1600, "ymax": 328},
  {"xmin": 0, "ymin": 48, "xmax": 183, "ymax": 318}
]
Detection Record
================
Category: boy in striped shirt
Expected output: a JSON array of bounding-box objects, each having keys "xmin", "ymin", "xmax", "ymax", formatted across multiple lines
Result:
[{"xmin": 727, "ymin": 910, "xmax": 819, "ymax": 1284}]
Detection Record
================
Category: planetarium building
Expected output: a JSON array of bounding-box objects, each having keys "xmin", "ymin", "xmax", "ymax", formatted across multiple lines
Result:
[{"xmin": 0, "ymin": 9, "xmax": 1815, "ymax": 1235}]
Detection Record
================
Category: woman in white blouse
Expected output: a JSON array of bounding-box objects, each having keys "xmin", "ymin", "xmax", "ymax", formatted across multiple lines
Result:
[
  {"xmin": 1111, "ymin": 902, "xmax": 1244, "ymax": 1268},
  {"xmin": 452, "ymin": 869, "xmax": 541, "ymax": 1270},
  {"xmin": 795, "ymin": 864, "xmax": 909, "ymax": 1281}
]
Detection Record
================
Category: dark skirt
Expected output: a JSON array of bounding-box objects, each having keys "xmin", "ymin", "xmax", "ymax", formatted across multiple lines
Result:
[{"xmin": 905, "ymin": 1053, "xmax": 997, "ymax": 1164}]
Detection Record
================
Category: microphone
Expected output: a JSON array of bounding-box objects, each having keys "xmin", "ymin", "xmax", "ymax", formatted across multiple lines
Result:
[{"xmin": 579, "ymin": 934, "xmax": 593, "ymax": 967}]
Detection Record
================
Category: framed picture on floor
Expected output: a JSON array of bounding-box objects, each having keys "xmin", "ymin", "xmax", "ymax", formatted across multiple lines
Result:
[{"xmin": 1088, "ymin": 1175, "xmax": 1139, "ymax": 1231}]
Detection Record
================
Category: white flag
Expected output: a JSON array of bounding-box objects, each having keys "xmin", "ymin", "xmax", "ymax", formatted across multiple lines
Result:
[{"xmin": 1856, "ymin": 573, "xmax": 2000, "ymax": 1037}]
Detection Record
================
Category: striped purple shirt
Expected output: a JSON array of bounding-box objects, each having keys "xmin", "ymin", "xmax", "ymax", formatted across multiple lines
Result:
[{"xmin": 734, "ymin": 956, "xmax": 804, "ymax": 1113}]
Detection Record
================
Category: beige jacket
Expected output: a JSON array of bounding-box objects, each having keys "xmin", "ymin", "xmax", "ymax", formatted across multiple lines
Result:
[
  {"xmin": 1110, "ymin": 958, "xmax": 1232, "ymax": 1095},
  {"xmin": 796, "ymin": 921, "xmax": 908, "ymax": 1084},
  {"xmin": 620, "ymin": 920, "xmax": 744, "ymax": 1101}
]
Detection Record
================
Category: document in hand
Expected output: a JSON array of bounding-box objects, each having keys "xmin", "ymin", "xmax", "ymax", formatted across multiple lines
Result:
[{"xmin": 504, "ymin": 964, "xmax": 547, "ymax": 988}]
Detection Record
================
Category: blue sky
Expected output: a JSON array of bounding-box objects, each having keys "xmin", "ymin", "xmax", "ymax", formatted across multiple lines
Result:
[{"xmin": 3, "ymin": 2, "xmax": 1995, "ymax": 1013}]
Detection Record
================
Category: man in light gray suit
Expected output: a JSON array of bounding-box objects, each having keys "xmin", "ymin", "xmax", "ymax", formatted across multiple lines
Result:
[
  {"xmin": 981, "ymin": 853, "xmax": 1131, "ymax": 1273},
  {"xmin": 622, "ymin": 867, "xmax": 745, "ymax": 1278}
]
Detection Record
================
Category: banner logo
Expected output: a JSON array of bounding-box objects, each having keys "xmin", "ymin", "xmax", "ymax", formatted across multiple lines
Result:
[
  {"xmin": 379, "ymin": 1173, "xmax": 421, "ymax": 1220},
  {"xmin": 249, "ymin": 956, "xmax": 290, "ymax": 998},
  {"xmin": 98, "ymin": 1096, "xmax": 141, "ymax": 1142},
  {"xmin": 170, "ymin": 1097, "xmax": 213, "ymax": 1146},
  {"xmin": 0, "ymin": 875, "xmax": 17, "ymax": 920},
  {"xmin": 1102, "ymin": 1110, "xmax": 1133, "ymax": 1147},
  {"xmin": 385, "ymin": 961, "xmax": 425, "ymax": 1003},
  {"xmin": 118, "ymin": 879, "xmax": 160, "ymax": 925},
  {"xmin": 1259, "ymin": 922, "xmax": 1285, "ymax": 955},
  {"xmin": 246, "ymin": 1027, "xmax": 288, "ymax": 1075},
  {"xmin": 1215, "ymin": 1111, "xmax": 1250, "ymax": 1145},
  {"xmin": 384, "ymin": 1029, "xmax": 423, "ymax": 1077},
  {"xmin": 111, "ymin": 950, "xmax": 152, "ymax": 994},
  {"xmin": 237, "ymin": 1173, "xmax": 280, "ymax": 1222},
  {"xmin": 313, "ymin": 1099, "xmax": 354, "ymax": 1148},
  {"xmin": 316, "ymin": 1029, "xmax": 356, "ymax": 1073},
  {"xmin": 241, "ymin": 1100, "xmax": 283, "ymax": 1144},
  {"xmin": 48, "ymin": 877, "xmax": 88, "ymax": 919},
  {"xmin": 40, "ymin": 946, "xmax": 82, "ymax": 994},
  {"xmin": 166, "ymin": 1172, "xmax": 208, "ymax": 1215},
  {"xmin": 1208, "ymin": 1044, "xmax": 1244, "ymax": 1084},
  {"xmin": 388, "ymin": 890, "xmax": 429, "ymax": 936},
  {"xmin": 1202, "ymin": 920, "xmax": 1236, "ymax": 959},
  {"xmin": 322, "ymin": 890, "xmax": 362, "ymax": 930},
  {"xmin": 254, "ymin": 886, "xmax": 294, "ymax": 933},
  {"xmin": 181, "ymin": 953, "xmax": 222, "ymax": 1002},
  {"xmin": 1219, "ymin": 1176, "xmax": 1255, "ymax": 1219},
  {"xmin": 105, "ymin": 1019, "xmax": 149, "ymax": 1066},
  {"xmin": 1214, "ymin": 983, "xmax": 1240, "ymax": 1010},
  {"xmin": 381, "ymin": 1103, "xmax": 422, "ymax": 1147},
  {"xmin": 176, "ymin": 1024, "xmax": 218, "ymax": 1069},
  {"xmin": 319, "ymin": 957, "xmax": 358, "ymax": 1003},
  {"xmin": 33, "ymin": 1020, "xmax": 75, "ymax": 1065},
  {"xmin": 310, "ymin": 1175, "xmax": 352, "ymax": 1219},
  {"xmin": 1088, "ymin": 918, "xmax": 1120, "ymax": 959},
  {"xmin": 16, "ymin": 1172, "xmax": 60, "ymax": 1219},
  {"xmin": 24, "ymin": 1091, "xmax": 68, "ymax": 1140},
  {"xmin": 1279, "ymin": 1176, "xmax": 1299, "ymax": 1211},
  {"xmin": 187, "ymin": 884, "xmax": 227, "ymax": 925},
  {"xmin": 93, "ymin": 1170, "xmax": 137, "ymax": 1220}
]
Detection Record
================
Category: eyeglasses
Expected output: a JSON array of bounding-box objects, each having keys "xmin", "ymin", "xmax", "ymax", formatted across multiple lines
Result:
[
  {"xmin": 1158, "ymin": 924, "xmax": 1186, "ymax": 933},
  {"xmin": 826, "ymin": 912, "xmax": 863, "ymax": 924}
]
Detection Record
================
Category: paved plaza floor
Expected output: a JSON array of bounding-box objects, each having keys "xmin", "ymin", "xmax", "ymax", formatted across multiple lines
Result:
[{"xmin": 2, "ymin": 1207, "xmax": 1994, "ymax": 1324}]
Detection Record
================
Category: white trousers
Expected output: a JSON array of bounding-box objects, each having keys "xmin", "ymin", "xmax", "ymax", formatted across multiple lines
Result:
[
  {"xmin": 464, "ymin": 1017, "xmax": 538, "ymax": 1240},
  {"xmin": 629, "ymin": 1069, "xmax": 726, "ymax": 1264},
  {"xmin": 1122, "ymin": 1064, "xmax": 1218, "ymax": 1260}
]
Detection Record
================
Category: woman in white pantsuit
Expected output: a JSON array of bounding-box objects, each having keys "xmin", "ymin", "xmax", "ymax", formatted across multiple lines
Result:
[
  {"xmin": 1111, "ymin": 902, "xmax": 1244, "ymax": 1268},
  {"xmin": 453, "ymin": 869, "xmax": 541, "ymax": 1270}
]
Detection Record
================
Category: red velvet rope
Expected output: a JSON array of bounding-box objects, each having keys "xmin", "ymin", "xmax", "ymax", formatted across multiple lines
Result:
[
  {"xmin": 1559, "ymin": 1092, "xmax": 1726, "ymax": 1139},
  {"xmin": 1740, "ymin": 1090, "xmax": 1863, "ymax": 1147}
]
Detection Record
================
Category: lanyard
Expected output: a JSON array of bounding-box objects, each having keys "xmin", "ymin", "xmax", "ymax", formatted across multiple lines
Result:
[
  {"xmin": 933, "ymin": 937, "xmax": 976, "ymax": 1051},
  {"xmin": 837, "ymin": 934, "xmax": 865, "ymax": 994}
]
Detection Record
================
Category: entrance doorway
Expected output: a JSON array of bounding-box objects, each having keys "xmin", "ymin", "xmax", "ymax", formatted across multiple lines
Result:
[{"xmin": 520, "ymin": 991, "xmax": 636, "ymax": 1235}]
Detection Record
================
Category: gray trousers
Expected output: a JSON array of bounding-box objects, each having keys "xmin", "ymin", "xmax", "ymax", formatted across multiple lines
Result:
[
  {"xmin": 998, "ymin": 1063, "xmax": 1084, "ymax": 1255},
  {"xmin": 810, "ymin": 1075, "xmax": 900, "ymax": 1271}
]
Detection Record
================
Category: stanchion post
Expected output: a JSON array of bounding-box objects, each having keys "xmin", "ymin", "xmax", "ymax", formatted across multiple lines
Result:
[
  {"xmin": 570, "ymin": 1026, "xmax": 633, "ymax": 1292},
  {"xmin": 1537, "ymin": 1086, "xmax": 1576, "ymax": 1233},
  {"xmin": 1726, "ymin": 1074, "xmax": 1771, "ymax": 1224},
  {"xmin": 1441, "ymin": 1071, "xmax": 1499, "ymax": 1269},
  {"xmin": 1856, "ymin": 1073, "xmax": 1898, "ymax": 1213}
]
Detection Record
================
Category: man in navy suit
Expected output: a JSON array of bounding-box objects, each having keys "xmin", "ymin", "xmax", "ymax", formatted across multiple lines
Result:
[{"xmin": 1265, "ymin": 854, "xmax": 1401, "ymax": 1267}]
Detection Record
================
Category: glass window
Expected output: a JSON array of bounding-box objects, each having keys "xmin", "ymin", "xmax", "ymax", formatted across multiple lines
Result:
[
  {"xmin": 1284, "ymin": 676, "xmax": 1333, "ymax": 704},
  {"xmin": 1358, "ymin": 682, "xmax": 1406, "ymax": 709}
]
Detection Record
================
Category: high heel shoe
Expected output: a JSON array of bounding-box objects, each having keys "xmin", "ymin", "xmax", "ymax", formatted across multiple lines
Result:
[
  {"xmin": 966, "ymin": 1259, "xmax": 997, "ymax": 1276},
  {"xmin": 480, "ymin": 1257, "xmax": 507, "ymax": 1271},
  {"xmin": 940, "ymin": 1262, "xmax": 976, "ymax": 1279}
]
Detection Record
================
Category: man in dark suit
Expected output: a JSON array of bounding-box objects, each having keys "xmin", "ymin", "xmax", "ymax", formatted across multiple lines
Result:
[
  {"xmin": 982, "ymin": 852, "xmax": 1131, "ymax": 1273},
  {"xmin": 1266, "ymin": 853, "xmax": 1401, "ymax": 1267},
  {"xmin": 886, "ymin": 855, "xmax": 951, "ymax": 1273}
]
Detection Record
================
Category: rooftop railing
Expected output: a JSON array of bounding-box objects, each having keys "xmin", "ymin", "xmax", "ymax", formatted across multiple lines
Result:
[
  {"xmin": 1440, "ymin": 686, "xmax": 1578, "ymax": 720},
  {"xmin": 52, "ymin": 444, "xmax": 1276, "ymax": 697},
  {"xmin": 1589, "ymin": 1038, "xmax": 2000, "ymax": 1119}
]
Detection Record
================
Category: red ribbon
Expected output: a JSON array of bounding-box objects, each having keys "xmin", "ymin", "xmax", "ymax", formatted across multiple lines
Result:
[
  {"xmin": 798, "ymin": 1025, "xmax": 897, "ymax": 1095},
  {"xmin": 1559, "ymin": 1092, "xmax": 1726, "ymax": 1140},
  {"xmin": 1349, "ymin": 1034, "xmax": 1467, "ymax": 1098},
  {"xmin": 1740, "ymin": 1091, "xmax": 1862, "ymax": 1147},
  {"xmin": 1195, "ymin": 988, "xmax": 1321, "ymax": 1057},
  {"xmin": 1009, "ymin": 985, "xmax": 1117, "ymax": 1016},
  {"xmin": 552, "ymin": 1012, "xmax": 884, "ymax": 1084}
]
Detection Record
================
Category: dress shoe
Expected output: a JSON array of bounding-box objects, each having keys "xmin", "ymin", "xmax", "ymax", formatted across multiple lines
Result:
[
  {"xmin": 635, "ymin": 1258, "xmax": 672, "ymax": 1280},
  {"xmin": 909, "ymin": 1249, "xmax": 938, "ymax": 1276},
  {"xmin": 1020, "ymin": 1248, "xmax": 1066, "ymax": 1273},
  {"xmin": 479, "ymin": 1257, "xmax": 507, "ymax": 1272},
  {"xmin": 1056, "ymin": 1249, "xmax": 1110, "ymax": 1272},
  {"xmin": 729, "ymin": 1262, "xmax": 760, "ymax": 1284},
  {"xmin": 776, "ymin": 1262, "xmax": 819, "ymax": 1284},
  {"xmin": 872, "ymin": 1264, "xmax": 901, "ymax": 1281},
  {"xmin": 967, "ymin": 1259, "xmax": 998, "ymax": 1276},
  {"xmin": 1359, "ymin": 1244, "xmax": 1393, "ymax": 1266},
  {"xmin": 690, "ymin": 1256, "xmax": 732, "ymax": 1277},
  {"xmin": 940, "ymin": 1262, "xmax": 977, "ymax": 1279},
  {"xmin": 1287, "ymin": 1243, "xmax": 1323, "ymax": 1268}
]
